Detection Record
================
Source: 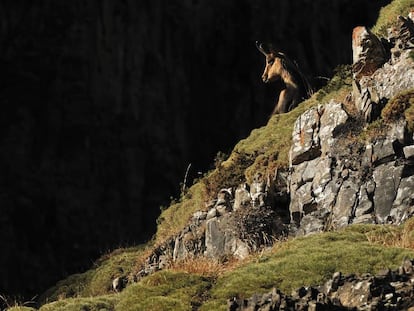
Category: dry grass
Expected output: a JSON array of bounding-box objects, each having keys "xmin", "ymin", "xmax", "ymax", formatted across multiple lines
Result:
[
  {"xmin": 168, "ymin": 238, "xmax": 287, "ymax": 279},
  {"xmin": 382, "ymin": 89, "xmax": 414, "ymax": 122},
  {"xmin": 168, "ymin": 256, "xmax": 239, "ymax": 278},
  {"xmin": 365, "ymin": 218, "xmax": 414, "ymax": 249}
]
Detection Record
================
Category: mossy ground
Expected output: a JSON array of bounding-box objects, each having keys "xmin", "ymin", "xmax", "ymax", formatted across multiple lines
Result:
[
  {"xmin": 40, "ymin": 246, "xmax": 146, "ymax": 303},
  {"xmin": 200, "ymin": 222, "xmax": 414, "ymax": 311},
  {"xmin": 28, "ymin": 220, "xmax": 414, "ymax": 311}
]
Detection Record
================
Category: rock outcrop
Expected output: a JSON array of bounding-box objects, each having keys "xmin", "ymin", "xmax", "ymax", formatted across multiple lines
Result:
[
  {"xmin": 131, "ymin": 174, "xmax": 288, "ymax": 282},
  {"xmin": 128, "ymin": 12, "xmax": 414, "ymax": 285},
  {"xmin": 228, "ymin": 259, "xmax": 414, "ymax": 311},
  {"xmin": 353, "ymin": 15, "xmax": 414, "ymax": 122},
  {"xmin": 0, "ymin": 1, "xmax": 388, "ymax": 299},
  {"xmin": 290, "ymin": 13, "xmax": 414, "ymax": 236}
]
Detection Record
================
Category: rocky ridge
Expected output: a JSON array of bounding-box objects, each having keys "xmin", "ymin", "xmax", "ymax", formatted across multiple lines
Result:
[
  {"xmin": 31, "ymin": 5, "xmax": 414, "ymax": 311},
  {"xmin": 124, "ymin": 12, "xmax": 414, "ymax": 289}
]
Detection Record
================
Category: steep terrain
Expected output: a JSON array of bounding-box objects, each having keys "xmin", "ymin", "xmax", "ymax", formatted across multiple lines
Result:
[
  {"xmin": 0, "ymin": 0, "xmax": 388, "ymax": 299},
  {"xmin": 4, "ymin": 1, "xmax": 414, "ymax": 310}
]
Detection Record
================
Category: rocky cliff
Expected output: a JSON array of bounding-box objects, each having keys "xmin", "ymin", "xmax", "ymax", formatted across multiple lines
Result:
[
  {"xmin": 6, "ymin": 1, "xmax": 414, "ymax": 310},
  {"xmin": 0, "ymin": 0, "xmax": 388, "ymax": 299},
  {"xmin": 119, "ymin": 9, "xmax": 414, "ymax": 287}
]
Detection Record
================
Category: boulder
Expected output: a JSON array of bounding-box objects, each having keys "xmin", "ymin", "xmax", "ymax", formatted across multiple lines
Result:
[
  {"xmin": 352, "ymin": 26, "xmax": 387, "ymax": 81},
  {"xmin": 205, "ymin": 215, "xmax": 249, "ymax": 259},
  {"xmin": 373, "ymin": 162, "xmax": 404, "ymax": 223}
]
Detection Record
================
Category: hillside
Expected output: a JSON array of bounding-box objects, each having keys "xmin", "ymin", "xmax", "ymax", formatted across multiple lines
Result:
[{"xmin": 4, "ymin": 1, "xmax": 414, "ymax": 310}]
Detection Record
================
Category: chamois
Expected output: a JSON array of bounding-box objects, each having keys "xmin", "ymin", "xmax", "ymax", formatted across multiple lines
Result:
[{"xmin": 256, "ymin": 41, "xmax": 312, "ymax": 114}]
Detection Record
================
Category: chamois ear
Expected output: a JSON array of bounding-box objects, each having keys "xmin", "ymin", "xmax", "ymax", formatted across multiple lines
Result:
[
  {"xmin": 275, "ymin": 51, "xmax": 286, "ymax": 59},
  {"xmin": 255, "ymin": 41, "xmax": 269, "ymax": 55}
]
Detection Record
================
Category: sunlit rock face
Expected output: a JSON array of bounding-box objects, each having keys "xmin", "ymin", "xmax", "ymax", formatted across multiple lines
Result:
[
  {"xmin": 0, "ymin": 0, "xmax": 387, "ymax": 299},
  {"xmin": 289, "ymin": 14, "xmax": 414, "ymax": 236}
]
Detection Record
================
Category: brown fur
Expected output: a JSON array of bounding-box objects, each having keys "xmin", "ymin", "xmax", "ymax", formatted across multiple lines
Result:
[{"xmin": 256, "ymin": 41, "xmax": 311, "ymax": 114}]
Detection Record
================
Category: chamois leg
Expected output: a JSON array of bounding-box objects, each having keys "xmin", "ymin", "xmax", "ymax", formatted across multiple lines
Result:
[
  {"xmin": 273, "ymin": 89, "xmax": 293, "ymax": 114},
  {"xmin": 287, "ymin": 92, "xmax": 301, "ymax": 112}
]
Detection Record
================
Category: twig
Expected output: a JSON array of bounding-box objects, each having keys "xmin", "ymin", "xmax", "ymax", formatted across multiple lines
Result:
[{"xmin": 182, "ymin": 163, "xmax": 192, "ymax": 193}]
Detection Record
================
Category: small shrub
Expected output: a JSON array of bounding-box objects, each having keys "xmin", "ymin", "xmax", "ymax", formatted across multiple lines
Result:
[
  {"xmin": 382, "ymin": 89, "xmax": 414, "ymax": 122},
  {"xmin": 168, "ymin": 256, "xmax": 233, "ymax": 278}
]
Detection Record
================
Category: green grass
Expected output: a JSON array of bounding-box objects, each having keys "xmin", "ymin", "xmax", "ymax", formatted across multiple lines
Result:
[
  {"xmin": 115, "ymin": 271, "xmax": 212, "ymax": 311},
  {"xmin": 34, "ymin": 222, "xmax": 414, "ymax": 311},
  {"xmin": 155, "ymin": 182, "xmax": 208, "ymax": 243},
  {"xmin": 38, "ymin": 296, "xmax": 118, "ymax": 311},
  {"xmin": 372, "ymin": 0, "xmax": 414, "ymax": 37},
  {"xmin": 200, "ymin": 225, "xmax": 414, "ymax": 311},
  {"xmin": 40, "ymin": 246, "xmax": 145, "ymax": 303},
  {"xmin": 6, "ymin": 308, "xmax": 37, "ymax": 311}
]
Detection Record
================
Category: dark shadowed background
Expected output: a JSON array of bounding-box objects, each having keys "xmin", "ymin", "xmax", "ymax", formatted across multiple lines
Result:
[{"xmin": 0, "ymin": 0, "xmax": 388, "ymax": 300}]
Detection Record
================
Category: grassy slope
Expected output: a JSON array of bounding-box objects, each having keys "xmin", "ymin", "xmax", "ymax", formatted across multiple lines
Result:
[
  {"xmin": 201, "ymin": 223, "xmax": 414, "ymax": 310},
  {"xmin": 13, "ymin": 1, "xmax": 414, "ymax": 310},
  {"xmin": 32, "ymin": 221, "xmax": 414, "ymax": 311}
]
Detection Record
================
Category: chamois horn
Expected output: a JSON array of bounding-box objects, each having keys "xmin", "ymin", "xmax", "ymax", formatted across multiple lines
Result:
[{"xmin": 255, "ymin": 41, "xmax": 268, "ymax": 55}]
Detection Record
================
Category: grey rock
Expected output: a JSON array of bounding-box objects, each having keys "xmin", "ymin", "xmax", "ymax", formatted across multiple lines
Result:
[
  {"xmin": 332, "ymin": 179, "xmax": 359, "ymax": 228},
  {"xmin": 290, "ymin": 102, "xmax": 348, "ymax": 166},
  {"xmin": 355, "ymin": 51, "xmax": 414, "ymax": 122},
  {"xmin": 352, "ymin": 26, "xmax": 387, "ymax": 81},
  {"xmin": 354, "ymin": 183, "xmax": 374, "ymax": 217},
  {"xmin": 372, "ymin": 138, "xmax": 395, "ymax": 163},
  {"xmin": 403, "ymin": 145, "xmax": 414, "ymax": 159},
  {"xmin": 318, "ymin": 102, "xmax": 349, "ymax": 155},
  {"xmin": 192, "ymin": 211, "xmax": 207, "ymax": 222},
  {"xmin": 205, "ymin": 215, "xmax": 249, "ymax": 259},
  {"xmin": 373, "ymin": 162, "xmax": 404, "ymax": 223},
  {"xmin": 206, "ymin": 208, "xmax": 217, "ymax": 220},
  {"xmin": 216, "ymin": 188, "xmax": 233, "ymax": 210},
  {"xmin": 297, "ymin": 208, "xmax": 330, "ymax": 236},
  {"xmin": 290, "ymin": 106, "xmax": 322, "ymax": 165},
  {"xmin": 390, "ymin": 175, "xmax": 414, "ymax": 224},
  {"xmin": 233, "ymin": 183, "xmax": 251, "ymax": 211}
]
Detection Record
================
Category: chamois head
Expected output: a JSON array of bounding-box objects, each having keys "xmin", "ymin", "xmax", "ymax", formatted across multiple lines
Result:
[{"xmin": 256, "ymin": 41, "xmax": 286, "ymax": 83}]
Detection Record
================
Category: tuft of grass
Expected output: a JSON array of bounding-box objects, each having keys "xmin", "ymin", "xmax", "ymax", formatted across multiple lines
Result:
[
  {"xmin": 358, "ymin": 118, "xmax": 388, "ymax": 142},
  {"xmin": 39, "ymin": 295, "xmax": 118, "ymax": 311},
  {"xmin": 6, "ymin": 308, "xmax": 37, "ymax": 311},
  {"xmin": 202, "ymin": 151, "xmax": 255, "ymax": 198},
  {"xmin": 382, "ymin": 89, "xmax": 414, "ymax": 122},
  {"xmin": 364, "ymin": 217, "xmax": 414, "ymax": 249},
  {"xmin": 372, "ymin": 0, "xmax": 414, "ymax": 37},
  {"xmin": 169, "ymin": 257, "xmax": 228, "ymax": 278},
  {"xmin": 200, "ymin": 225, "xmax": 414, "ymax": 311},
  {"xmin": 115, "ymin": 271, "xmax": 212, "ymax": 311}
]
